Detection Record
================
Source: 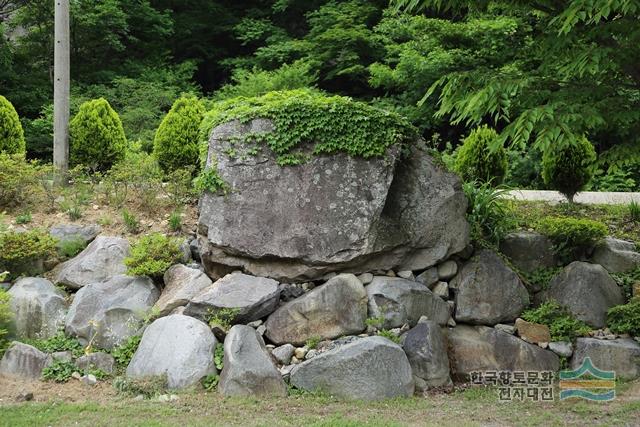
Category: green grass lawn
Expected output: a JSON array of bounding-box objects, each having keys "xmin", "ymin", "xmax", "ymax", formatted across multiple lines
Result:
[{"xmin": 2, "ymin": 383, "xmax": 639, "ymax": 427}]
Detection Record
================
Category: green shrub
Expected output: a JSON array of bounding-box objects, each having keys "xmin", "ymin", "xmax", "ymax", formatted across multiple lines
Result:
[
  {"xmin": 463, "ymin": 181, "xmax": 515, "ymax": 244},
  {"xmin": 629, "ymin": 200, "xmax": 640, "ymax": 222},
  {"xmin": 168, "ymin": 210, "xmax": 182, "ymax": 232},
  {"xmin": 206, "ymin": 307, "xmax": 240, "ymax": 330},
  {"xmin": 193, "ymin": 167, "xmax": 228, "ymax": 195},
  {"xmin": 201, "ymin": 373, "xmax": 220, "ymax": 391},
  {"xmin": 121, "ymin": 209, "xmax": 140, "ymax": 234},
  {"xmin": 521, "ymin": 300, "xmax": 591, "ymax": 342},
  {"xmin": 153, "ymin": 95, "xmax": 205, "ymax": 173},
  {"xmin": 611, "ymin": 267, "xmax": 640, "ymax": 301},
  {"xmin": 199, "ymin": 89, "xmax": 416, "ymax": 164},
  {"xmin": 0, "ymin": 153, "xmax": 46, "ymax": 209},
  {"xmin": 0, "ymin": 95, "xmax": 26, "ymax": 155},
  {"xmin": 536, "ymin": 217, "xmax": 607, "ymax": 255},
  {"xmin": 542, "ymin": 136, "xmax": 596, "ymax": 203},
  {"xmin": 25, "ymin": 330, "xmax": 84, "ymax": 358},
  {"xmin": 454, "ymin": 125, "xmax": 508, "ymax": 185},
  {"xmin": 125, "ymin": 233, "xmax": 183, "ymax": 279},
  {"xmin": 111, "ymin": 335, "xmax": 141, "ymax": 368},
  {"xmin": 15, "ymin": 212, "xmax": 32, "ymax": 224},
  {"xmin": 104, "ymin": 150, "xmax": 163, "ymax": 211},
  {"xmin": 69, "ymin": 98, "xmax": 127, "ymax": 172},
  {"xmin": 58, "ymin": 237, "xmax": 88, "ymax": 259},
  {"xmin": 42, "ymin": 359, "xmax": 76, "ymax": 382},
  {"xmin": 607, "ymin": 298, "xmax": 640, "ymax": 337},
  {"xmin": 0, "ymin": 229, "xmax": 57, "ymax": 279},
  {"xmin": 0, "ymin": 288, "xmax": 13, "ymax": 358}
]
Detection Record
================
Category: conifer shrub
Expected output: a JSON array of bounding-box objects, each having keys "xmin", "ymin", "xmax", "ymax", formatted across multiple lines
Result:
[
  {"xmin": 607, "ymin": 297, "xmax": 640, "ymax": 337},
  {"xmin": 541, "ymin": 136, "xmax": 596, "ymax": 202},
  {"xmin": 153, "ymin": 95, "xmax": 204, "ymax": 173},
  {"xmin": 454, "ymin": 125, "xmax": 508, "ymax": 185},
  {"xmin": 537, "ymin": 217, "xmax": 607, "ymax": 252},
  {"xmin": 0, "ymin": 229, "xmax": 57, "ymax": 279},
  {"xmin": 0, "ymin": 95, "xmax": 26, "ymax": 155},
  {"xmin": 69, "ymin": 98, "xmax": 127, "ymax": 172},
  {"xmin": 125, "ymin": 233, "xmax": 183, "ymax": 279}
]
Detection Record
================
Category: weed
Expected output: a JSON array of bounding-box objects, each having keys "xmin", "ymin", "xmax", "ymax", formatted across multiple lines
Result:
[
  {"xmin": 15, "ymin": 212, "xmax": 32, "ymax": 224},
  {"xmin": 214, "ymin": 343, "xmax": 224, "ymax": 370},
  {"xmin": 521, "ymin": 300, "xmax": 591, "ymax": 341},
  {"xmin": 377, "ymin": 329, "xmax": 400, "ymax": 344},
  {"xmin": 113, "ymin": 375, "xmax": 167, "ymax": 398},
  {"xmin": 305, "ymin": 336, "xmax": 321, "ymax": 350},
  {"xmin": 121, "ymin": 209, "xmax": 140, "ymax": 234},
  {"xmin": 111, "ymin": 335, "xmax": 141, "ymax": 368},
  {"xmin": 201, "ymin": 373, "xmax": 219, "ymax": 391},
  {"xmin": 206, "ymin": 308, "xmax": 240, "ymax": 330},
  {"xmin": 463, "ymin": 181, "xmax": 515, "ymax": 245},
  {"xmin": 57, "ymin": 237, "xmax": 87, "ymax": 259},
  {"xmin": 629, "ymin": 200, "xmax": 640, "ymax": 222},
  {"xmin": 42, "ymin": 359, "xmax": 76, "ymax": 382},
  {"xmin": 24, "ymin": 330, "xmax": 84, "ymax": 358},
  {"xmin": 168, "ymin": 210, "xmax": 182, "ymax": 232}
]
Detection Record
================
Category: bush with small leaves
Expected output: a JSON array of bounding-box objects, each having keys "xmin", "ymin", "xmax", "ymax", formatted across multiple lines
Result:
[
  {"xmin": 42, "ymin": 359, "xmax": 77, "ymax": 383},
  {"xmin": 0, "ymin": 95, "xmax": 26, "ymax": 155},
  {"xmin": 125, "ymin": 233, "xmax": 183, "ymax": 279},
  {"xmin": 0, "ymin": 288, "xmax": 13, "ymax": 358},
  {"xmin": 70, "ymin": 98, "xmax": 127, "ymax": 172},
  {"xmin": 536, "ymin": 217, "xmax": 607, "ymax": 256},
  {"xmin": 0, "ymin": 229, "xmax": 57, "ymax": 279},
  {"xmin": 522, "ymin": 300, "xmax": 591, "ymax": 342},
  {"xmin": 153, "ymin": 96, "xmax": 204, "ymax": 173},
  {"xmin": 607, "ymin": 298, "xmax": 640, "ymax": 337},
  {"xmin": 0, "ymin": 153, "xmax": 47, "ymax": 209},
  {"xmin": 542, "ymin": 136, "xmax": 596, "ymax": 202},
  {"xmin": 454, "ymin": 125, "xmax": 508, "ymax": 185},
  {"xmin": 111, "ymin": 335, "xmax": 141, "ymax": 368}
]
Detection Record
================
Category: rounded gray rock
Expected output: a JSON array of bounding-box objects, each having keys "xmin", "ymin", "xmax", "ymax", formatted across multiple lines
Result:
[
  {"xmin": 56, "ymin": 236, "xmax": 130, "ymax": 290},
  {"xmin": 290, "ymin": 336, "xmax": 414, "ymax": 400},
  {"xmin": 155, "ymin": 264, "xmax": 212, "ymax": 316},
  {"xmin": 452, "ymin": 250, "xmax": 529, "ymax": 325},
  {"xmin": 366, "ymin": 276, "xmax": 450, "ymax": 329},
  {"xmin": 219, "ymin": 325, "xmax": 287, "ymax": 397},
  {"xmin": 65, "ymin": 275, "xmax": 159, "ymax": 350},
  {"xmin": 265, "ymin": 274, "xmax": 367, "ymax": 345},
  {"xmin": 8, "ymin": 277, "xmax": 68, "ymax": 339},
  {"xmin": 126, "ymin": 314, "xmax": 217, "ymax": 389}
]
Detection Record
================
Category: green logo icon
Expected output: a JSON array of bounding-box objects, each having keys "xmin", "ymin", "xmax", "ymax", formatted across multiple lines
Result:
[{"xmin": 559, "ymin": 357, "xmax": 616, "ymax": 401}]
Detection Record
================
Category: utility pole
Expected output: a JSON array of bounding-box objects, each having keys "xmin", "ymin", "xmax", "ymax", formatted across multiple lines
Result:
[{"xmin": 53, "ymin": 0, "xmax": 69, "ymax": 181}]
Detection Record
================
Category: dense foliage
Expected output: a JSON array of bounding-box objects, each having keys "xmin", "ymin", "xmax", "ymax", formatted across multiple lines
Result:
[
  {"xmin": 125, "ymin": 233, "xmax": 184, "ymax": 279},
  {"xmin": 70, "ymin": 98, "xmax": 127, "ymax": 172},
  {"xmin": 521, "ymin": 300, "xmax": 591, "ymax": 342},
  {"xmin": 454, "ymin": 125, "xmax": 507, "ymax": 185},
  {"xmin": 0, "ymin": 95, "xmax": 25, "ymax": 155},
  {"xmin": 153, "ymin": 96, "xmax": 205, "ymax": 173},
  {"xmin": 542, "ymin": 137, "xmax": 596, "ymax": 202},
  {"xmin": 536, "ymin": 217, "xmax": 608, "ymax": 250},
  {"xmin": 201, "ymin": 90, "xmax": 417, "ymax": 165},
  {"xmin": 0, "ymin": 288, "xmax": 12, "ymax": 358},
  {"xmin": 1, "ymin": 0, "xmax": 638, "ymax": 191},
  {"xmin": 0, "ymin": 229, "xmax": 57, "ymax": 278},
  {"xmin": 607, "ymin": 298, "xmax": 640, "ymax": 337}
]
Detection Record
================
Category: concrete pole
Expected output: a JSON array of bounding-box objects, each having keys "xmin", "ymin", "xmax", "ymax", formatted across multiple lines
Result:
[{"xmin": 53, "ymin": 0, "xmax": 69, "ymax": 180}]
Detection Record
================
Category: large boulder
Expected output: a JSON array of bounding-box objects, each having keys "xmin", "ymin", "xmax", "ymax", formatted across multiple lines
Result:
[
  {"xmin": 264, "ymin": 274, "xmax": 367, "ymax": 345},
  {"xmin": 499, "ymin": 231, "xmax": 557, "ymax": 273},
  {"xmin": 591, "ymin": 237, "xmax": 640, "ymax": 273},
  {"xmin": 538, "ymin": 262, "xmax": 624, "ymax": 328},
  {"xmin": 55, "ymin": 236, "xmax": 130, "ymax": 289},
  {"xmin": 571, "ymin": 338, "xmax": 640, "ymax": 380},
  {"xmin": 154, "ymin": 264, "xmax": 212, "ymax": 316},
  {"xmin": 126, "ymin": 315, "xmax": 217, "ymax": 389},
  {"xmin": 448, "ymin": 325, "xmax": 560, "ymax": 380},
  {"xmin": 197, "ymin": 119, "xmax": 469, "ymax": 281},
  {"xmin": 8, "ymin": 277, "xmax": 67, "ymax": 339},
  {"xmin": 65, "ymin": 275, "xmax": 159, "ymax": 350},
  {"xmin": 0, "ymin": 342, "xmax": 50, "ymax": 379},
  {"xmin": 403, "ymin": 320, "xmax": 451, "ymax": 391},
  {"xmin": 366, "ymin": 277, "xmax": 449, "ymax": 328},
  {"xmin": 452, "ymin": 250, "xmax": 529, "ymax": 325},
  {"xmin": 290, "ymin": 336, "xmax": 414, "ymax": 400},
  {"xmin": 218, "ymin": 325, "xmax": 286, "ymax": 397},
  {"xmin": 184, "ymin": 272, "xmax": 279, "ymax": 324}
]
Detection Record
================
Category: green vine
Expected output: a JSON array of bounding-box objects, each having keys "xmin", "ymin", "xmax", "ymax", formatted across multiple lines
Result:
[{"xmin": 199, "ymin": 89, "xmax": 417, "ymax": 164}]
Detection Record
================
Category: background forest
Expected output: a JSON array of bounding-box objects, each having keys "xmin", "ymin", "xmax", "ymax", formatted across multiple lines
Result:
[{"xmin": 1, "ymin": 0, "xmax": 639, "ymax": 191}]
